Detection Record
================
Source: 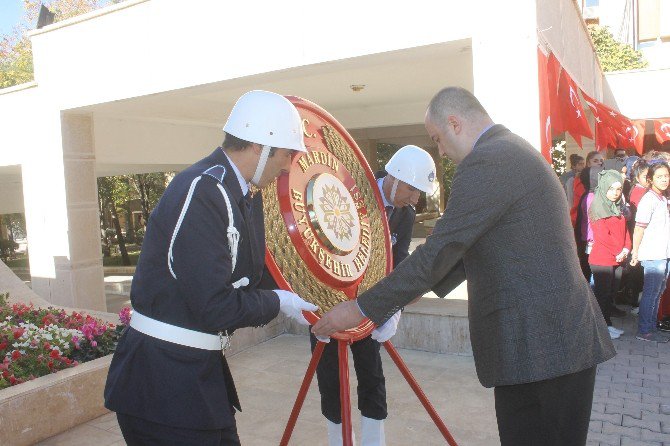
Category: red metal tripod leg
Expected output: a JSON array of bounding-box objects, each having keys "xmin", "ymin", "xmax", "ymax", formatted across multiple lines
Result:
[
  {"xmin": 279, "ymin": 341, "xmax": 326, "ymax": 446},
  {"xmin": 383, "ymin": 341, "xmax": 459, "ymax": 446},
  {"xmin": 338, "ymin": 339, "xmax": 354, "ymax": 446}
]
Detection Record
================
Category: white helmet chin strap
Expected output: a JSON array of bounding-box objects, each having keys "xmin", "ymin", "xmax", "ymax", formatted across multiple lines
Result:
[
  {"xmin": 389, "ymin": 177, "xmax": 399, "ymax": 205},
  {"xmin": 251, "ymin": 145, "xmax": 272, "ymax": 186}
]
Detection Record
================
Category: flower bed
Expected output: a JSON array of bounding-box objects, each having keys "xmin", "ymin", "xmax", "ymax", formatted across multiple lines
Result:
[{"xmin": 0, "ymin": 292, "xmax": 123, "ymax": 389}]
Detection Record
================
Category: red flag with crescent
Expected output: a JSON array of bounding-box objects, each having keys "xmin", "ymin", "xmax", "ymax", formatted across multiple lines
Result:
[
  {"xmin": 655, "ymin": 119, "xmax": 670, "ymax": 144},
  {"xmin": 557, "ymin": 69, "xmax": 593, "ymax": 147},
  {"xmin": 537, "ymin": 48, "xmax": 552, "ymax": 163},
  {"xmin": 626, "ymin": 120, "xmax": 646, "ymax": 154},
  {"xmin": 547, "ymin": 53, "xmax": 564, "ymax": 136},
  {"xmin": 582, "ymin": 90, "xmax": 610, "ymax": 151}
]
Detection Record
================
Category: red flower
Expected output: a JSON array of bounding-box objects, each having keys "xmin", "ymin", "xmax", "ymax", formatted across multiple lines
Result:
[
  {"xmin": 0, "ymin": 341, "xmax": 7, "ymax": 351},
  {"xmin": 11, "ymin": 350, "xmax": 21, "ymax": 360},
  {"xmin": 43, "ymin": 342, "xmax": 51, "ymax": 350},
  {"xmin": 49, "ymin": 349, "xmax": 60, "ymax": 359},
  {"xmin": 12, "ymin": 328, "xmax": 24, "ymax": 339},
  {"xmin": 47, "ymin": 361, "xmax": 54, "ymax": 369}
]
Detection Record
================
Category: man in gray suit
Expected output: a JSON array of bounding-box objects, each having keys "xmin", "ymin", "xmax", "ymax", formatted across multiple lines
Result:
[{"xmin": 313, "ymin": 87, "xmax": 616, "ymax": 446}]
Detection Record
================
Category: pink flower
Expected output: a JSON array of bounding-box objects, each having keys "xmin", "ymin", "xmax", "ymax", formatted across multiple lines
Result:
[
  {"xmin": 91, "ymin": 340, "xmax": 97, "ymax": 348},
  {"xmin": 118, "ymin": 307, "xmax": 132, "ymax": 325}
]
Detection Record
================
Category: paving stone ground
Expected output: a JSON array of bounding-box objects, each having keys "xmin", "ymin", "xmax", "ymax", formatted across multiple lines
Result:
[
  {"xmin": 37, "ymin": 335, "xmax": 499, "ymax": 446},
  {"xmin": 35, "ymin": 308, "xmax": 670, "ymax": 446},
  {"xmin": 587, "ymin": 310, "xmax": 670, "ymax": 446}
]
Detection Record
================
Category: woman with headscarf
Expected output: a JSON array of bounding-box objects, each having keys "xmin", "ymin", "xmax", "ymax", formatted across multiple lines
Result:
[
  {"xmin": 570, "ymin": 151, "xmax": 605, "ymax": 227},
  {"xmin": 588, "ymin": 170, "xmax": 632, "ymax": 339}
]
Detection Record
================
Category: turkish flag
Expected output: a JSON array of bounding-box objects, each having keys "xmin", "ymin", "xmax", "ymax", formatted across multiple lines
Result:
[
  {"xmin": 547, "ymin": 53, "xmax": 563, "ymax": 136},
  {"xmin": 557, "ymin": 69, "xmax": 593, "ymax": 147},
  {"xmin": 582, "ymin": 91, "xmax": 633, "ymax": 150},
  {"xmin": 628, "ymin": 120, "xmax": 646, "ymax": 155},
  {"xmin": 654, "ymin": 119, "xmax": 670, "ymax": 144},
  {"xmin": 537, "ymin": 48, "xmax": 552, "ymax": 163},
  {"xmin": 582, "ymin": 91, "xmax": 609, "ymax": 151},
  {"xmin": 594, "ymin": 124, "xmax": 615, "ymax": 151}
]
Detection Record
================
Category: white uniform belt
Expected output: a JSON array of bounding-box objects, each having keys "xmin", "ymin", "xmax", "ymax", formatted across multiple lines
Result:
[{"xmin": 129, "ymin": 310, "xmax": 225, "ymax": 351}]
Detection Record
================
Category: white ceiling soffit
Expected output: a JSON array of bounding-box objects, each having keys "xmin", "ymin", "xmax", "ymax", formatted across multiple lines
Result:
[{"xmin": 74, "ymin": 40, "xmax": 473, "ymax": 130}]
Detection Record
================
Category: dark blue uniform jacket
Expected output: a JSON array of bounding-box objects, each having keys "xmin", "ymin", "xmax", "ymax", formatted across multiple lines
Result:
[{"xmin": 104, "ymin": 148, "xmax": 280, "ymax": 430}]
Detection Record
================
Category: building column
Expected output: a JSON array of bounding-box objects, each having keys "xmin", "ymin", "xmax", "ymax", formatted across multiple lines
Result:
[
  {"xmin": 471, "ymin": 0, "xmax": 542, "ymax": 149},
  {"xmin": 22, "ymin": 112, "xmax": 105, "ymax": 311}
]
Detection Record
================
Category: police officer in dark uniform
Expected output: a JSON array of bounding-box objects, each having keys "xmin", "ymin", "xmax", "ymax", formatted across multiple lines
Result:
[
  {"xmin": 104, "ymin": 90, "xmax": 319, "ymax": 445},
  {"xmin": 310, "ymin": 145, "xmax": 437, "ymax": 445}
]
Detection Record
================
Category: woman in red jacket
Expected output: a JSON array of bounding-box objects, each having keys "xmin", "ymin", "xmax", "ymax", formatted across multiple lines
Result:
[{"xmin": 589, "ymin": 169, "xmax": 632, "ymax": 339}]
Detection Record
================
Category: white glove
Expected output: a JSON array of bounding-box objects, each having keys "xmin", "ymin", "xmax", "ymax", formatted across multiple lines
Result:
[
  {"xmin": 371, "ymin": 310, "xmax": 401, "ymax": 343},
  {"xmin": 315, "ymin": 334, "xmax": 330, "ymax": 343},
  {"xmin": 275, "ymin": 290, "xmax": 319, "ymax": 326}
]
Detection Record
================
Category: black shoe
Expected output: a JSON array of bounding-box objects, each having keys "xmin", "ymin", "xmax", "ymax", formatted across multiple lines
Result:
[
  {"xmin": 658, "ymin": 320, "xmax": 670, "ymax": 332},
  {"xmin": 611, "ymin": 307, "xmax": 627, "ymax": 318}
]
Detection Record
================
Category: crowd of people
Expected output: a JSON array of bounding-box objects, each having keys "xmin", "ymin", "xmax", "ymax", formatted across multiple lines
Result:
[{"xmin": 562, "ymin": 148, "xmax": 670, "ymax": 342}]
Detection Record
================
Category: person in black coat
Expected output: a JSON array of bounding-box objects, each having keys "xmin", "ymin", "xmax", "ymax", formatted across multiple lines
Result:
[
  {"xmin": 312, "ymin": 145, "xmax": 437, "ymax": 446},
  {"xmin": 104, "ymin": 91, "xmax": 319, "ymax": 446}
]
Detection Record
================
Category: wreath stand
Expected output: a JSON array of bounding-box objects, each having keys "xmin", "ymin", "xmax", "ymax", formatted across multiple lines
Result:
[{"xmin": 279, "ymin": 338, "xmax": 459, "ymax": 446}]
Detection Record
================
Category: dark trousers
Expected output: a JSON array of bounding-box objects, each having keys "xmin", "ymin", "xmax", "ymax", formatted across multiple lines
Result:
[
  {"xmin": 576, "ymin": 238, "xmax": 592, "ymax": 282},
  {"xmin": 591, "ymin": 264, "xmax": 623, "ymax": 326},
  {"xmin": 117, "ymin": 412, "xmax": 241, "ymax": 446},
  {"xmin": 310, "ymin": 332, "xmax": 387, "ymax": 423},
  {"xmin": 494, "ymin": 366, "xmax": 597, "ymax": 446}
]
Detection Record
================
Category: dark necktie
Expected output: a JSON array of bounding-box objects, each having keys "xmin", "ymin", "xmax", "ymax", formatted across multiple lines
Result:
[
  {"xmin": 240, "ymin": 192, "xmax": 261, "ymax": 276},
  {"xmin": 385, "ymin": 206, "xmax": 394, "ymax": 221}
]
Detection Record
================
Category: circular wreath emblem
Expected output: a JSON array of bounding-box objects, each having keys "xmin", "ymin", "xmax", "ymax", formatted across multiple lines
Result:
[{"xmin": 262, "ymin": 97, "xmax": 392, "ymax": 340}]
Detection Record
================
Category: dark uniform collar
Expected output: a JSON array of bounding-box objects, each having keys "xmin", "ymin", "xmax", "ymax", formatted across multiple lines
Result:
[{"xmin": 206, "ymin": 148, "xmax": 246, "ymax": 204}]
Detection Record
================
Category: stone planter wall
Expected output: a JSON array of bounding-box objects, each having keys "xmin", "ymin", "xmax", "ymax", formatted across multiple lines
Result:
[
  {"xmin": 0, "ymin": 319, "xmax": 289, "ymax": 445},
  {"xmin": 0, "ymin": 355, "xmax": 113, "ymax": 446}
]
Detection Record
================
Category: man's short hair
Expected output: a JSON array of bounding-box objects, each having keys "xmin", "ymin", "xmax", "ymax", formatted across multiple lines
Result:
[
  {"xmin": 569, "ymin": 154, "xmax": 584, "ymax": 168},
  {"xmin": 222, "ymin": 133, "xmax": 278, "ymax": 156},
  {"xmin": 426, "ymin": 87, "xmax": 490, "ymax": 128}
]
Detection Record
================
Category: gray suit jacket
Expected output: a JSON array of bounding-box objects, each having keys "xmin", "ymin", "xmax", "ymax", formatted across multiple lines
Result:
[{"xmin": 358, "ymin": 125, "xmax": 615, "ymax": 388}]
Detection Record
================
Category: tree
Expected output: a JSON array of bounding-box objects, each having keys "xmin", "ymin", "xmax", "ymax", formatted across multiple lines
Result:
[
  {"xmin": 97, "ymin": 176, "xmax": 132, "ymax": 265},
  {"xmin": 2, "ymin": 214, "xmax": 27, "ymax": 241},
  {"xmin": 550, "ymin": 140, "xmax": 567, "ymax": 177},
  {"xmin": 128, "ymin": 172, "xmax": 170, "ymax": 227},
  {"xmin": 588, "ymin": 25, "xmax": 648, "ymax": 72},
  {"xmin": 1, "ymin": 1, "xmax": 122, "ymax": 89}
]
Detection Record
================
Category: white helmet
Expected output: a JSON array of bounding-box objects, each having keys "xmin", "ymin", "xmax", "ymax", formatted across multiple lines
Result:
[
  {"xmin": 223, "ymin": 90, "xmax": 307, "ymax": 185},
  {"xmin": 385, "ymin": 145, "xmax": 437, "ymax": 196}
]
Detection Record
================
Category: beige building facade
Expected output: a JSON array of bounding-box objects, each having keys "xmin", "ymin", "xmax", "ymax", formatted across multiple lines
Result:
[{"xmin": 0, "ymin": 0, "xmax": 668, "ymax": 311}]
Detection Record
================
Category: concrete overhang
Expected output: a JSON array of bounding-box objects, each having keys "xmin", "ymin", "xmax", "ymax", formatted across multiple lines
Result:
[
  {"xmin": 605, "ymin": 67, "xmax": 670, "ymax": 119},
  {"xmin": 71, "ymin": 41, "xmax": 472, "ymax": 176}
]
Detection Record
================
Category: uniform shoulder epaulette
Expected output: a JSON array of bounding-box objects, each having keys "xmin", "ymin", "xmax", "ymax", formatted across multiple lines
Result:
[{"xmin": 202, "ymin": 165, "xmax": 227, "ymax": 184}]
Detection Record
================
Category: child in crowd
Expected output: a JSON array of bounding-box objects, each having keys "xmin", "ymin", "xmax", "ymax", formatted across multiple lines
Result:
[
  {"xmin": 630, "ymin": 161, "xmax": 670, "ymax": 342},
  {"xmin": 629, "ymin": 159, "xmax": 650, "ymax": 213},
  {"xmin": 588, "ymin": 170, "xmax": 631, "ymax": 339},
  {"xmin": 623, "ymin": 159, "xmax": 650, "ymax": 312}
]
